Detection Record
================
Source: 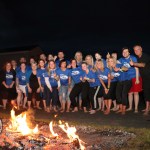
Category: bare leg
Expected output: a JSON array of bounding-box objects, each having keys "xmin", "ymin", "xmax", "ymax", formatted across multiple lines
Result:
[
  {"xmin": 134, "ymin": 92, "xmax": 139, "ymax": 113},
  {"xmin": 36, "ymin": 101, "xmax": 41, "ymax": 109},
  {"xmin": 43, "ymin": 100, "xmax": 47, "ymax": 111},
  {"xmin": 66, "ymin": 101, "xmax": 71, "ymax": 112},
  {"xmin": 17, "ymin": 91, "xmax": 22, "ymax": 110},
  {"xmin": 126, "ymin": 93, "xmax": 133, "ymax": 111},
  {"xmin": 23, "ymin": 96, "xmax": 27, "ymax": 109},
  {"xmin": 60, "ymin": 100, "xmax": 66, "ymax": 113},
  {"xmin": 32, "ymin": 98, "xmax": 36, "ymax": 108},
  {"xmin": 28, "ymin": 101, "xmax": 32, "ymax": 109},
  {"xmin": 2, "ymin": 99, "xmax": 7, "ymax": 109}
]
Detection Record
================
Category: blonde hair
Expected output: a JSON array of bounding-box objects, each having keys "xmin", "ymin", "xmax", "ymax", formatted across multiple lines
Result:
[
  {"xmin": 46, "ymin": 60, "xmax": 56, "ymax": 76},
  {"xmin": 107, "ymin": 57, "xmax": 117, "ymax": 71},
  {"xmin": 95, "ymin": 60, "xmax": 104, "ymax": 72},
  {"xmin": 74, "ymin": 51, "xmax": 83, "ymax": 62}
]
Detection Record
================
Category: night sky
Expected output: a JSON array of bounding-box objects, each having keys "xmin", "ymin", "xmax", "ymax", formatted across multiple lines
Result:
[{"xmin": 0, "ymin": 0, "xmax": 150, "ymax": 57}]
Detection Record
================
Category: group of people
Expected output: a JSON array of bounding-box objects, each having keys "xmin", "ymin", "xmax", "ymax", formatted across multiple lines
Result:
[{"xmin": 0, "ymin": 44, "xmax": 150, "ymax": 115}]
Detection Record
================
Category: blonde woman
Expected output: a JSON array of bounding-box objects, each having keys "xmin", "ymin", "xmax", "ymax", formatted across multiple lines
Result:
[{"xmin": 95, "ymin": 60, "xmax": 112, "ymax": 115}]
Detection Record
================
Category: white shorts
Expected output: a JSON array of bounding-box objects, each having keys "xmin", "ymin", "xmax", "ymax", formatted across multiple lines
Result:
[{"xmin": 17, "ymin": 85, "xmax": 27, "ymax": 94}]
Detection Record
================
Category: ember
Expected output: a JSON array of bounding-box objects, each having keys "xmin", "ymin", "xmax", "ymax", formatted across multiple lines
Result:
[{"xmin": 1, "ymin": 110, "xmax": 85, "ymax": 149}]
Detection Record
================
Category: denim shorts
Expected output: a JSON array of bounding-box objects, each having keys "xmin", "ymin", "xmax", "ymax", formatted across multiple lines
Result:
[{"xmin": 59, "ymin": 85, "xmax": 70, "ymax": 101}]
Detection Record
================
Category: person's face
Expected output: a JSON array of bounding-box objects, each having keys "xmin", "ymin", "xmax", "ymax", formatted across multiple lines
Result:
[
  {"xmin": 76, "ymin": 53, "xmax": 82, "ymax": 61},
  {"xmin": 21, "ymin": 63, "xmax": 26, "ymax": 70},
  {"xmin": 30, "ymin": 58, "xmax": 35, "ymax": 64},
  {"xmin": 71, "ymin": 60, "xmax": 77, "ymax": 68},
  {"xmin": 6, "ymin": 63, "xmax": 11, "ymax": 70},
  {"xmin": 134, "ymin": 46, "xmax": 142, "ymax": 57},
  {"xmin": 95, "ymin": 53, "xmax": 101, "ymax": 60},
  {"xmin": 48, "ymin": 54, "xmax": 54, "ymax": 61},
  {"xmin": 111, "ymin": 53, "xmax": 117, "ymax": 60},
  {"xmin": 96, "ymin": 61, "xmax": 103, "ymax": 69},
  {"xmin": 31, "ymin": 64, "xmax": 37, "ymax": 70},
  {"xmin": 108, "ymin": 58, "xmax": 115, "ymax": 67},
  {"xmin": 39, "ymin": 60, "xmax": 45, "ymax": 68},
  {"xmin": 81, "ymin": 64, "xmax": 87, "ymax": 71},
  {"xmin": 61, "ymin": 62, "xmax": 67, "ymax": 68},
  {"xmin": 122, "ymin": 49, "xmax": 130, "ymax": 58},
  {"xmin": 58, "ymin": 52, "xmax": 64, "ymax": 59},
  {"xmin": 40, "ymin": 54, "xmax": 46, "ymax": 60},
  {"xmin": 85, "ymin": 56, "xmax": 92, "ymax": 65},
  {"xmin": 20, "ymin": 57, "xmax": 26, "ymax": 63},
  {"xmin": 11, "ymin": 60, "xmax": 17, "ymax": 66},
  {"xmin": 49, "ymin": 61, "xmax": 55, "ymax": 69}
]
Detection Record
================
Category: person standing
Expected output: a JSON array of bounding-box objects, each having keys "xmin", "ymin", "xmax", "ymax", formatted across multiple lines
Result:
[
  {"xmin": 130, "ymin": 45, "xmax": 150, "ymax": 115},
  {"xmin": 1, "ymin": 62, "xmax": 17, "ymax": 109}
]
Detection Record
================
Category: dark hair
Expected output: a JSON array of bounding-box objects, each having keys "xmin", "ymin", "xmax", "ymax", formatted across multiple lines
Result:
[
  {"xmin": 70, "ymin": 58, "xmax": 77, "ymax": 64},
  {"xmin": 122, "ymin": 47, "xmax": 130, "ymax": 53},
  {"xmin": 133, "ymin": 44, "xmax": 142, "ymax": 48},
  {"xmin": 20, "ymin": 62, "xmax": 26, "ymax": 66},
  {"xmin": 81, "ymin": 61, "xmax": 88, "ymax": 66},
  {"xmin": 59, "ymin": 59, "xmax": 67, "ymax": 68},
  {"xmin": 38, "ymin": 59, "xmax": 45, "ymax": 64}
]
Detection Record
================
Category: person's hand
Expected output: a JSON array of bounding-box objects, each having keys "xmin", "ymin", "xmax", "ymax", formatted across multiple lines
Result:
[
  {"xmin": 5, "ymin": 85, "xmax": 9, "ymax": 88},
  {"xmin": 130, "ymin": 59, "xmax": 134, "ymax": 66},
  {"xmin": 37, "ymin": 87, "xmax": 41, "ymax": 93},
  {"xmin": 106, "ymin": 52, "xmax": 110, "ymax": 59},
  {"xmin": 135, "ymin": 79, "xmax": 140, "ymax": 84},
  {"xmin": 9, "ymin": 84, "xmax": 13, "ymax": 88},
  {"xmin": 50, "ymin": 87, "xmax": 53, "ymax": 92},
  {"xmin": 104, "ymin": 88, "xmax": 109, "ymax": 94},
  {"xmin": 54, "ymin": 56, "xmax": 57, "ymax": 61},
  {"xmin": 40, "ymin": 86, "xmax": 44, "ymax": 92},
  {"xmin": 121, "ymin": 66, "xmax": 128, "ymax": 72},
  {"xmin": 28, "ymin": 87, "xmax": 32, "ymax": 93}
]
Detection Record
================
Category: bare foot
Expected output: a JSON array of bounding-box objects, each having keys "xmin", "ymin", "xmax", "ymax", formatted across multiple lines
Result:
[
  {"xmin": 60, "ymin": 109, "xmax": 65, "ymax": 113},
  {"xmin": 126, "ymin": 108, "xmax": 132, "ymax": 112}
]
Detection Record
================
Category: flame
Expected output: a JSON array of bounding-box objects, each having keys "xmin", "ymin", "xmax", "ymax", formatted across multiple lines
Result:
[
  {"xmin": 49, "ymin": 121, "xmax": 58, "ymax": 137},
  {"xmin": 59, "ymin": 121, "xmax": 85, "ymax": 150},
  {"xmin": 8, "ymin": 109, "xmax": 38, "ymax": 135}
]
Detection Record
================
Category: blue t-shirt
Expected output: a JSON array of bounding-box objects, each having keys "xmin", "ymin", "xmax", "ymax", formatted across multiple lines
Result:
[
  {"xmin": 44, "ymin": 69, "xmax": 58, "ymax": 87},
  {"xmin": 96, "ymin": 68, "xmax": 110, "ymax": 83},
  {"xmin": 16, "ymin": 70, "xmax": 28, "ymax": 85},
  {"xmin": 5, "ymin": 71, "xmax": 15, "ymax": 86},
  {"xmin": 70, "ymin": 67, "xmax": 83, "ymax": 84},
  {"xmin": 118, "ymin": 55, "xmax": 137, "ymax": 80},
  {"xmin": 56, "ymin": 68, "xmax": 71, "ymax": 86},
  {"xmin": 37, "ymin": 68, "xmax": 46, "ymax": 86},
  {"xmin": 81, "ymin": 70, "xmax": 100, "ymax": 87}
]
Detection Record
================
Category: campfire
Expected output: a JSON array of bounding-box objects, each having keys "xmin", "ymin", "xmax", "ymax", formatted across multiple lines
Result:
[
  {"xmin": 1, "ymin": 109, "xmax": 85, "ymax": 149},
  {"xmin": 0, "ymin": 109, "xmax": 136, "ymax": 149}
]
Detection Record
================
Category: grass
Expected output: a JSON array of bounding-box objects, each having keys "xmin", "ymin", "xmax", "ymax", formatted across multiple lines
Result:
[{"xmin": 1, "ymin": 112, "xmax": 150, "ymax": 150}]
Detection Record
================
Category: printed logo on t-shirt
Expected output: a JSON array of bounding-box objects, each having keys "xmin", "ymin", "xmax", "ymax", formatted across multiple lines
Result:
[
  {"xmin": 6, "ymin": 74, "xmax": 13, "ymax": 79},
  {"xmin": 22, "ymin": 76, "xmax": 26, "ymax": 80},
  {"xmin": 42, "ymin": 73, "xmax": 45, "ymax": 77},
  {"xmin": 123, "ymin": 62, "xmax": 130, "ymax": 68},
  {"xmin": 60, "ymin": 74, "xmax": 68, "ymax": 80},
  {"xmin": 111, "ymin": 72, "xmax": 120, "ymax": 77},
  {"xmin": 99, "ymin": 75, "xmax": 108, "ymax": 80},
  {"xmin": 71, "ymin": 71, "xmax": 80, "ymax": 76}
]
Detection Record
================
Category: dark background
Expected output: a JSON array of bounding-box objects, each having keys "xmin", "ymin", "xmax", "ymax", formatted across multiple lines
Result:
[{"xmin": 0, "ymin": 0, "xmax": 150, "ymax": 59}]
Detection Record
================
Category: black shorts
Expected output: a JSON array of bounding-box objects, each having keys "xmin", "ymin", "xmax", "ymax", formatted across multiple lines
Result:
[
  {"xmin": 103, "ymin": 82, "xmax": 117, "ymax": 100},
  {"xmin": 27, "ymin": 92, "xmax": 41, "ymax": 101},
  {"xmin": 109, "ymin": 81, "xmax": 117, "ymax": 101},
  {"xmin": 1, "ymin": 85, "xmax": 17, "ymax": 101}
]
